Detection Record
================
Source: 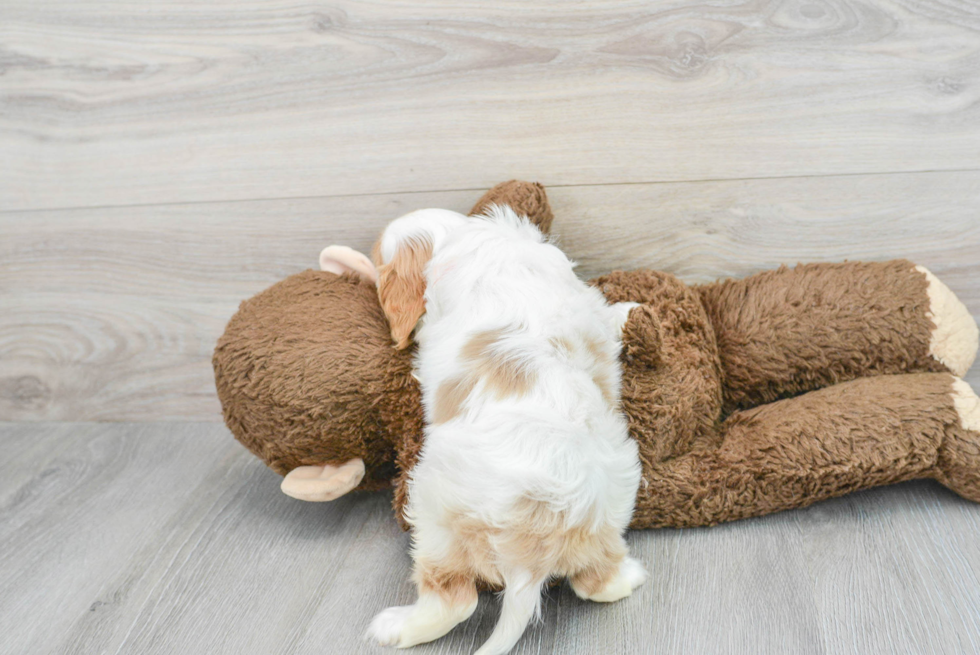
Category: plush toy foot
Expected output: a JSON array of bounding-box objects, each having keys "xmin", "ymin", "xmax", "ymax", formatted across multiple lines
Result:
[
  {"xmin": 916, "ymin": 266, "xmax": 979, "ymax": 377},
  {"xmin": 953, "ymin": 378, "xmax": 980, "ymax": 430},
  {"xmin": 280, "ymin": 459, "xmax": 365, "ymax": 501},
  {"xmin": 937, "ymin": 378, "xmax": 980, "ymax": 503}
]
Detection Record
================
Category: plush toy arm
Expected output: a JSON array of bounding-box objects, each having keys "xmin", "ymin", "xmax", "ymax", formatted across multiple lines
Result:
[
  {"xmin": 630, "ymin": 372, "xmax": 980, "ymax": 529},
  {"xmin": 695, "ymin": 260, "xmax": 978, "ymax": 415},
  {"xmin": 594, "ymin": 269, "xmax": 726, "ymax": 463},
  {"xmin": 469, "ymin": 180, "xmax": 554, "ymax": 234}
]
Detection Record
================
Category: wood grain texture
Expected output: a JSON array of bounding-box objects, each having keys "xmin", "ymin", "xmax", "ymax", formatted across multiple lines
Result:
[
  {"xmin": 2, "ymin": 422, "xmax": 980, "ymax": 654},
  {"xmin": 2, "ymin": 172, "xmax": 978, "ymax": 421},
  {"xmin": 4, "ymin": 1, "xmax": 979, "ymax": 652},
  {"xmin": 802, "ymin": 485, "xmax": 980, "ymax": 654},
  {"xmin": 2, "ymin": 0, "xmax": 980, "ymax": 210}
]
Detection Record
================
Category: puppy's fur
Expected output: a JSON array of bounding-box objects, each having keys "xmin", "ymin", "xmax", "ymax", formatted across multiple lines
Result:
[{"xmin": 367, "ymin": 206, "xmax": 645, "ymax": 655}]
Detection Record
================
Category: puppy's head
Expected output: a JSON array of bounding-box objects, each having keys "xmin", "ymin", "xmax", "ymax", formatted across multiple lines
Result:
[{"xmin": 374, "ymin": 209, "xmax": 467, "ymax": 349}]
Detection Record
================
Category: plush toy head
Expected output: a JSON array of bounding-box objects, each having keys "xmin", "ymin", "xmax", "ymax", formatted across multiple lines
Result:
[
  {"xmin": 213, "ymin": 270, "xmax": 407, "ymax": 493},
  {"xmin": 213, "ymin": 181, "xmax": 555, "ymax": 501}
]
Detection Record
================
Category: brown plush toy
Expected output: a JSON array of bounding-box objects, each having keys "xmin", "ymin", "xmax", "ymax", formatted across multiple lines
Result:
[{"xmin": 213, "ymin": 181, "xmax": 980, "ymax": 529}]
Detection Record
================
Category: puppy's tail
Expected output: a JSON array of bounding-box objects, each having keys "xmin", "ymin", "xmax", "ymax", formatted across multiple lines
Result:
[{"xmin": 473, "ymin": 569, "xmax": 544, "ymax": 655}]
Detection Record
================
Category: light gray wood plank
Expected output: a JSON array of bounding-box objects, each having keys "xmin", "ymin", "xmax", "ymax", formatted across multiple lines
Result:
[
  {"xmin": 0, "ymin": 423, "xmax": 238, "ymax": 655},
  {"xmin": 552, "ymin": 171, "xmax": 980, "ymax": 291},
  {"xmin": 2, "ymin": 0, "xmax": 980, "ymax": 210},
  {"xmin": 3, "ymin": 423, "xmax": 980, "ymax": 654},
  {"xmin": 2, "ymin": 172, "xmax": 978, "ymax": 421},
  {"xmin": 592, "ymin": 520, "xmax": 824, "ymax": 655},
  {"xmin": 798, "ymin": 482, "xmax": 980, "ymax": 655},
  {"xmin": 100, "ymin": 453, "xmax": 399, "ymax": 655},
  {"xmin": 0, "ymin": 295, "xmax": 231, "ymax": 421}
]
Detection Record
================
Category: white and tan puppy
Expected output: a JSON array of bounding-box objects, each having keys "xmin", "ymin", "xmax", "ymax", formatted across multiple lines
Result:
[{"xmin": 366, "ymin": 206, "xmax": 645, "ymax": 655}]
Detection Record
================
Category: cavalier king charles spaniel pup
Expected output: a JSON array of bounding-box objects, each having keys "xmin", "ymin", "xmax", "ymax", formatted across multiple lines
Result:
[{"xmin": 367, "ymin": 205, "xmax": 645, "ymax": 655}]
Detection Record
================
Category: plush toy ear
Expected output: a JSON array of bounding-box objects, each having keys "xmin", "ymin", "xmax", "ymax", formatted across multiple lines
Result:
[
  {"xmin": 376, "ymin": 236, "xmax": 432, "ymax": 349},
  {"xmin": 470, "ymin": 180, "xmax": 554, "ymax": 234},
  {"xmin": 319, "ymin": 245, "xmax": 378, "ymax": 283},
  {"xmin": 280, "ymin": 459, "xmax": 366, "ymax": 501}
]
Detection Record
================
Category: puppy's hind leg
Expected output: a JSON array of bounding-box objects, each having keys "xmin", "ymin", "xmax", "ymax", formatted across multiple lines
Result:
[
  {"xmin": 473, "ymin": 568, "xmax": 546, "ymax": 655},
  {"xmin": 569, "ymin": 532, "xmax": 647, "ymax": 603},
  {"xmin": 367, "ymin": 562, "xmax": 478, "ymax": 649}
]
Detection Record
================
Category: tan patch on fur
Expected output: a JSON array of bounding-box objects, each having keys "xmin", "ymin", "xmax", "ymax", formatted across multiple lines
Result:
[
  {"xmin": 433, "ymin": 376, "xmax": 478, "ymax": 425},
  {"xmin": 583, "ymin": 336, "xmax": 605, "ymax": 362},
  {"xmin": 376, "ymin": 236, "xmax": 432, "ymax": 349},
  {"xmin": 581, "ymin": 336, "xmax": 617, "ymax": 409},
  {"xmin": 413, "ymin": 559, "xmax": 479, "ymax": 607},
  {"xmin": 498, "ymin": 498, "xmax": 626, "ymax": 583},
  {"xmin": 460, "ymin": 329, "xmax": 503, "ymax": 362},
  {"xmin": 461, "ymin": 329, "xmax": 536, "ymax": 400},
  {"xmin": 549, "ymin": 336, "xmax": 575, "ymax": 355},
  {"xmin": 569, "ymin": 552, "xmax": 622, "ymax": 597},
  {"xmin": 592, "ymin": 370, "xmax": 616, "ymax": 407},
  {"xmin": 426, "ymin": 498, "xmax": 627, "ymax": 595},
  {"xmin": 432, "ymin": 513, "xmax": 505, "ymax": 589}
]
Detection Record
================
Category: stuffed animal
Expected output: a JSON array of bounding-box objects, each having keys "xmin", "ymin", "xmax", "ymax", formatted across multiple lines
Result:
[{"xmin": 213, "ymin": 181, "xmax": 980, "ymax": 529}]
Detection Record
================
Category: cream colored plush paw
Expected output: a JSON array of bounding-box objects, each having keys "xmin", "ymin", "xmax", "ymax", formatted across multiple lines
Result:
[
  {"xmin": 916, "ymin": 266, "xmax": 979, "ymax": 377},
  {"xmin": 952, "ymin": 378, "xmax": 980, "ymax": 432}
]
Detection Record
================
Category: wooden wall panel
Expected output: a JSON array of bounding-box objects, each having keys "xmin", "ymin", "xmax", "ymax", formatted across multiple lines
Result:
[
  {"xmin": 2, "ymin": 172, "xmax": 977, "ymax": 420},
  {"xmin": 2, "ymin": 0, "xmax": 979, "ymax": 210}
]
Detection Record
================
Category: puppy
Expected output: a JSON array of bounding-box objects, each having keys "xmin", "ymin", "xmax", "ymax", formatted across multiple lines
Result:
[{"xmin": 367, "ymin": 205, "xmax": 645, "ymax": 655}]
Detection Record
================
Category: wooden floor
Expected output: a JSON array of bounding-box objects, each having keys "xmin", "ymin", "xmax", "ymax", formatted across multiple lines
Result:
[
  {"xmin": 4, "ymin": 423, "xmax": 980, "ymax": 655},
  {"xmin": 2, "ymin": 0, "xmax": 980, "ymax": 653}
]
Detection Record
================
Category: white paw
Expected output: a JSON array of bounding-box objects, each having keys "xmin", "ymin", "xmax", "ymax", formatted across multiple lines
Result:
[
  {"xmin": 366, "ymin": 606, "xmax": 414, "ymax": 648},
  {"xmin": 621, "ymin": 556, "xmax": 648, "ymax": 590},
  {"xmin": 584, "ymin": 557, "xmax": 647, "ymax": 603}
]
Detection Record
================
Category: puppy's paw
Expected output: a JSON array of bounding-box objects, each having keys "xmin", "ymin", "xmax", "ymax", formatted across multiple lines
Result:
[
  {"xmin": 366, "ymin": 605, "xmax": 414, "ymax": 648},
  {"xmin": 575, "ymin": 557, "xmax": 648, "ymax": 603},
  {"xmin": 620, "ymin": 556, "xmax": 648, "ymax": 591}
]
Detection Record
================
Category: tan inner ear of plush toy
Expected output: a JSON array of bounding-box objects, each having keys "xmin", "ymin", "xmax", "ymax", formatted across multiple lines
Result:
[
  {"xmin": 280, "ymin": 459, "xmax": 366, "ymax": 501},
  {"xmin": 320, "ymin": 245, "xmax": 378, "ymax": 283}
]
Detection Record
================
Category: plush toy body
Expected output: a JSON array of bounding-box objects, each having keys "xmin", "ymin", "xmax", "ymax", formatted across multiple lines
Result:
[{"xmin": 213, "ymin": 182, "xmax": 980, "ymax": 529}]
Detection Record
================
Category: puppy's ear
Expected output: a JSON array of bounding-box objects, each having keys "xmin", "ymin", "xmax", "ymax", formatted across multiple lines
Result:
[{"xmin": 376, "ymin": 236, "xmax": 432, "ymax": 349}]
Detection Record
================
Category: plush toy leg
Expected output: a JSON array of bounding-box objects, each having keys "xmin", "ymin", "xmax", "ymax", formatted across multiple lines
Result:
[
  {"xmin": 695, "ymin": 260, "xmax": 978, "ymax": 413},
  {"xmin": 630, "ymin": 373, "xmax": 980, "ymax": 529},
  {"xmin": 280, "ymin": 459, "xmax": 365, "ymax": 501}
]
